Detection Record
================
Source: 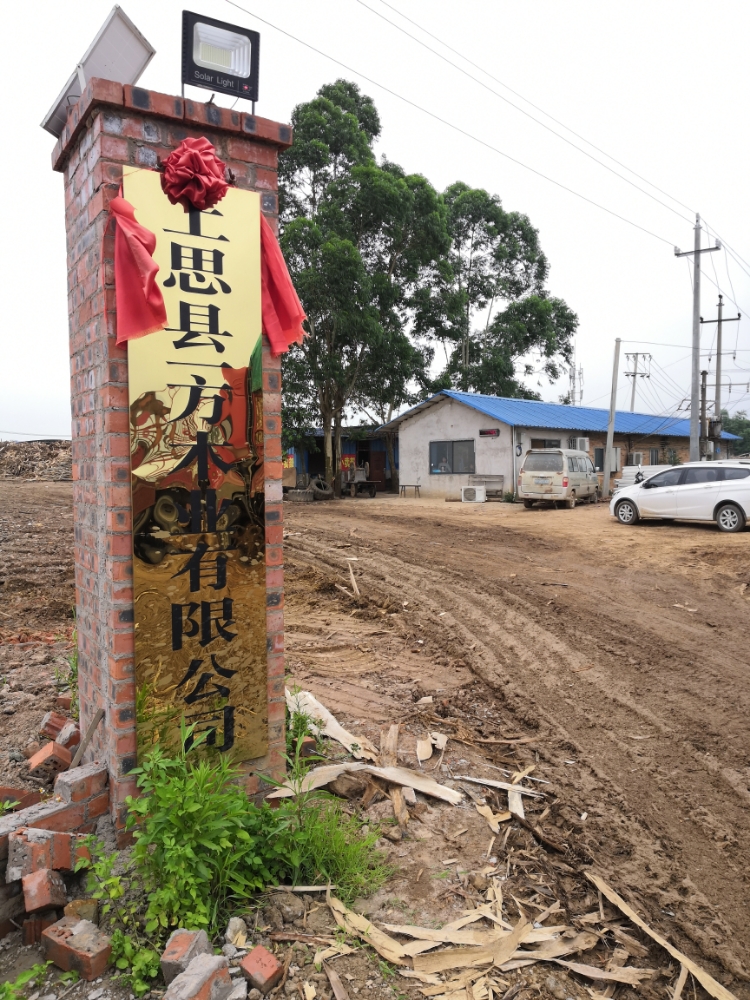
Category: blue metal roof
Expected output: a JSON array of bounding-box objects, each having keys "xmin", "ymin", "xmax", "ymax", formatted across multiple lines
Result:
[{"xmin": 382, "ymin": 390, "xmax": 739, "ymax": 439}]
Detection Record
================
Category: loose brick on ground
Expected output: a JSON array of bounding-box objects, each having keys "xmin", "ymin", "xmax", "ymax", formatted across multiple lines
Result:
[
  {"xmin": 58, "ymin": 721, "xmax": 81, "ymax": 748},
  {"xmin": 40, "ymin": 711, "xmax": 69, "ymax": 740},
  {"xmin": 240, "ymin": 946, "xmax": 284, "ymax": 994},
  {"xmin": 161, "ymin": 928, "xmax": 212, "ymax": 984},
  {"xmin": 42, "ymin": 916, "xmax": 112, "ymax": 980},
  {"xmin": 23, "ymin": 868, "xmax": 67, "ymax": 912},
  {"xmin": 64, "ymin": 898, "xmax": 99, "ymax": 923},
  {"xmin": 7, "ymin": 827, "xmax": 89, "ymax": 880},
  {"xmin": 163, "ymin": 953, "xmax": 233, "ymax": 1000},
  {"xmin": 28, "ymin": 742, "xmax": 72, "ymax": 780}
]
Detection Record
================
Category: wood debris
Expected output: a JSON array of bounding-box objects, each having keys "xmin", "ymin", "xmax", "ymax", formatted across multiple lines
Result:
[
  {"xmin": 327, "ymin": 893, "xmax": 408, "ymax": 965},
  {"xmin": 586, "ymin": 872, "xmax": 738, "ymax": 1000},
  {"xmin": 417, "ymin": 738, "xmax": 434, "ymax": 763},
  {"xmin": 285, "ymin": 689, "xmax": 379, "ymax": 760},
  {"xmin": 454, "ymin": 776, "xmax": 543, "ymax": 798},
  {"xmin": 324, "ymin": 961, "xmax": 352, "ymax": 1000},
  {"xmin": 475, "ymin": 803, "xmax": 512, "ymax": 833}
]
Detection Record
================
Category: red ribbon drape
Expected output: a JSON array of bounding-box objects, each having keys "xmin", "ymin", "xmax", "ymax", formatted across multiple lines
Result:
[
  {"xmin": 260, "ymin": 214, "xmax": 307, "ymax": 356},
  {"xmin": 111, "ymin": 196, "xmax": 167, "ymax": 346},
  {"xmin": 111, "ymin": 138, "xmax": 306, "ymax": 355}
]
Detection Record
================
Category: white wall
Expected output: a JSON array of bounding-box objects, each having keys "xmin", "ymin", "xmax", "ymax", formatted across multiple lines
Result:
[{"xmin": 398, "ymin": 399, "xmax": 514, "ymax": 497}]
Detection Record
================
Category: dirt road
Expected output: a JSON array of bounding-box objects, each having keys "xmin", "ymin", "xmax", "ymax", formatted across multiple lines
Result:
[
  {"xmin": 284, "ymin": 495, "xmax": 750, "ymax": 986},
  {"xmin": 2, "ymin": 481, "xmax": 748, "ymax": 992}
]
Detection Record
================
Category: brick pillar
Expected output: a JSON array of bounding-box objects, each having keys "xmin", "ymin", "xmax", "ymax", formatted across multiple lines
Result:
[{"xmin": 52, "ymin": 79, "xmax": 290, "ymax": 833}]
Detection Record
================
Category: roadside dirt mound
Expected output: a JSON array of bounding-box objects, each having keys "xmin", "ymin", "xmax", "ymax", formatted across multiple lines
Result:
[{"xmin": 0, "ymin": 439, "xmax": 72, "ymax": 480}]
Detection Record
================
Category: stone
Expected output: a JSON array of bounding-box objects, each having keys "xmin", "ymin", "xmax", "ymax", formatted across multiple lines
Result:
[
  {"xmin": 65, "ymin": 899, "xmax": 99, "ymax": 924},
  {"xmin": 260, "ymin": 905, "xmax": 282, "ymax": 931},
  {"xmin": 161, "ymin": 929, "xmax": 213, "ymax": 985},
  {"xmin": 41, "ymin": 916, "xmax": 112, "ymax": 980},
  {"xmin": 225, "ymin": 916, "xmax": 248, "ymax": 945},
  {"xmin": 22, "ymin": 869, "xmax": 67, "ymax": 912},
  {"xmin": 240, "ymin": 946, "xmax": 284, "ymax": 994},
  {"xmin": 222, "ymin": 944, "xmax": 237, "ymax": 959},
  {"xmin": 163, "ymin": 954, "xmax": 233, "ymax": 1000},
  {"xmin": 270, "ymin": 893, "xmax": 304, "ymax": 924},
  {"xmin": 228, "ymin": 981, "xmax": 248, "ymax": 1000},
  {"xmin": 248, "ymin": 991, "xmax": 261, "ymax": 1000}
]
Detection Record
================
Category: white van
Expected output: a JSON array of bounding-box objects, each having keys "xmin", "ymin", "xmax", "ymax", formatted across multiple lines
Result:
[
  {"xmin": 518, "ymin": 449, "xmax": 599, "ymax": 508},
  {"xmin": 610, "ymin": 459, "xmax": 750, "ymax": 532}
]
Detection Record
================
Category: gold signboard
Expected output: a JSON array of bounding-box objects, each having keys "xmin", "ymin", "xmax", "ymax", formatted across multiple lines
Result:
[{"xmin": 123, "ymin": 167, "xmax": 267, "ymax": 763}]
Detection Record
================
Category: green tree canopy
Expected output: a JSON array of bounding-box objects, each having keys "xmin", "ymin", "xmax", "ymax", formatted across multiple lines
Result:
[{"xmin": 279, "ymin": 81, "xmax": 449, "ymax": 487}]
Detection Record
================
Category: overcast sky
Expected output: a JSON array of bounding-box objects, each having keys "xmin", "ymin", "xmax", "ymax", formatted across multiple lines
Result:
[{"xmin": 3, "ymin": 0, "xmax": 749, "ymax": 439}]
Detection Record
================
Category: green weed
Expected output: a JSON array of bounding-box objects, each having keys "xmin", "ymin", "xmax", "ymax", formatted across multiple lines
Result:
[{"xmin": 0, "ymin": 963, "xmax": 52, "ymax": 1000}]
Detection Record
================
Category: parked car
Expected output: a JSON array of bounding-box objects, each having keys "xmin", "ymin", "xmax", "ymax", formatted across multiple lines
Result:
[
  {"xmin": 610, "ymin": 460, "xmax": 750, "ymax": 532},
  {"xmin": 517, "ymin": 449, "xmax": 599, "ymax": 508}
]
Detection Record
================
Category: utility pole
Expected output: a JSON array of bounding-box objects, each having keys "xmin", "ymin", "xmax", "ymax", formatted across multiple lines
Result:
[
  {"xmin": 602, "ymin": 338, "xmax": 621, "ymax": 497},
  {"xmin": 674, "ymin": 215, "xmax": 720, "ymax": 461},
  {"xmin": 629, "ymin": 353, "xmax": 638, "ymax": 411},
  {"xmin": 700, "ymin": 370, "xmax": 708, "ymax": 460},
  {"xmin": 700, "ymin": 294, "xmax": 740, "ymax": 431},
  {"xmin": 624, "ymin": 353, "xmax": 651, "ymax": 411}
]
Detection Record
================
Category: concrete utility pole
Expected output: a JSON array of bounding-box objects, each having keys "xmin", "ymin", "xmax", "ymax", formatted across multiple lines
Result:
[
  {"xmin": 629, "ymin": 353, "xmax": 639, "ymax": 411},
  {"xmin": 674, "ymin": 216, "xmax": 720, "ymax": 461},
  {"xmin": 602, "ymin": 338, "xmax": 621, "ymax": 497},
  {"xmin": 700, "ymin": 294, "xmax": 740, "ymax": 432},
  {"xmin": 700, "ymin": 369, "xmax": 708, "ymax": 459}
]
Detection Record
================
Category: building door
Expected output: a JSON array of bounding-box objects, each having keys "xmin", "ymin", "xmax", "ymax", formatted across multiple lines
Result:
[{"xmin": 369, "ymin": 451, "xmax": 386, "ymax": 490}]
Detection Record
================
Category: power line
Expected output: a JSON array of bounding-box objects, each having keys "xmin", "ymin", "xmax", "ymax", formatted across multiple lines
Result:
[
  {"xmin": 0, "ymin": 431, "xmax": 71, "ymax": 438},
  {"xmin": 355, "ymin": 0, "xmax": 694, "ymax": 224},
  {"xmin": 372, "ymin": 0, "xmax": 697, "ymax": 219},
  {"xmin": 223, "ymin": 0, "xmax": 678, "ymax": 247}
]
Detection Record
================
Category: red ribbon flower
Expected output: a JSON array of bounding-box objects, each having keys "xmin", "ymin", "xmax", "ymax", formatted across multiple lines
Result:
[{"xmin": 160, "ymin": 137, "xmax": 229, "ymax": 211}]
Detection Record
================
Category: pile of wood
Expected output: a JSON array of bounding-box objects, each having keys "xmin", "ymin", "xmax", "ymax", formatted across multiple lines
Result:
[{"xmin": 0, "ymin": 440, "xmax": 72, "ymax": 481}]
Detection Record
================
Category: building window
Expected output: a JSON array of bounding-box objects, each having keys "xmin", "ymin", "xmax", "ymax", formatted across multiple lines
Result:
[
  {"xmin": 429, "ymin": 440, "xmax": 475, "ymax": 475},
  {"xmin": 530, "ymin": 438, "xmax": 561, "ymax": 449}
]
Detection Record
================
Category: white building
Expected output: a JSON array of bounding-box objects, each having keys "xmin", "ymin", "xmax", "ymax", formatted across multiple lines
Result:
[{"xmin": 379, "ymin": 390, "xmax": 738, "ymax": 497}]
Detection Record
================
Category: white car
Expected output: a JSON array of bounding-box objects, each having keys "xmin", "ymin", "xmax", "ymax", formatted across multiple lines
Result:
[{"xmin": 610, "ymin": 460, "xmax": 750, "ymax": 532}]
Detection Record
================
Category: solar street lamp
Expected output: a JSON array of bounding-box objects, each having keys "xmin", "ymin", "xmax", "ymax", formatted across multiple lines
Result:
[
  {"xmin": 182, "ymin": 11, "xmax": 260, "ymax": 105},
  {"xmin": 41, "ymin": 5, "xmax": 155, "ymax": 137}
]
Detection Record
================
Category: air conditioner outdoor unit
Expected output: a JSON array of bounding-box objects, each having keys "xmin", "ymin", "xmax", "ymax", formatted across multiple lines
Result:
[
  {"xmin": 569, "ymin": 437, "xmax": 590, "ymax": 452},
  {"xmin": 461, "ymin": 486, "xmax": 486, "ymax": 503}
]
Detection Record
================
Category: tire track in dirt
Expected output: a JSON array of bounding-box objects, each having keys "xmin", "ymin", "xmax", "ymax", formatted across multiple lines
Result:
[{"xmin": 284, "ymin": 502, "xmax": 750, "ymax": 989}]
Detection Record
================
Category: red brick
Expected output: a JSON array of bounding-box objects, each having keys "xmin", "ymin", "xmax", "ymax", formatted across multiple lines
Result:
[
  {"xmin": 28, "ymin": 742, "xmax": 72, "ymax": 781},
  {"xmin": 160, "ymin": 928, "xmax": 212, "ymax": 984},
  {"xmin": 42, "ymin": 916, "xmax": 112, "ymax": 980},
  {"xmin": 185, "ymin": 99, "xmax": 241, "ymax": 132},
  {"xmin": 240, "ymin": 945, "xmax": 284, "ymax": 993},
  {"xmin": 164, "ymin": 954, "xmax": 232, "ymax": 1000},
  {"xmin": 240, "ymin": 114, "xmax": 293, "ymax": 148},
  {"xmin": 23, "ymin": 869, "xmax": 67, "ymax": 913},
  {"xmin": 64, "ymin": 898, "xmax": 99, "ymax": 923},
  {"xmin": 227, "ymin": 138, "xmax": 277, "ymax": 167},
  {"xmin": 55, "ymin": 695, "xmax": 73, "ymax": 712},
  {"xmin": 55, "ymin": 761, "xmax": 108, "ymax": 804},
  {"xmin": 58, "ymin": 722, "xmax": 81, "ymax": 749},
  {"xmin": 124, "ymin": 86, "xmax": 184, "ymax": 122},
  {"xmin": 40, "ymin": 711, "xmax": 69, "ymax": 741}
]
